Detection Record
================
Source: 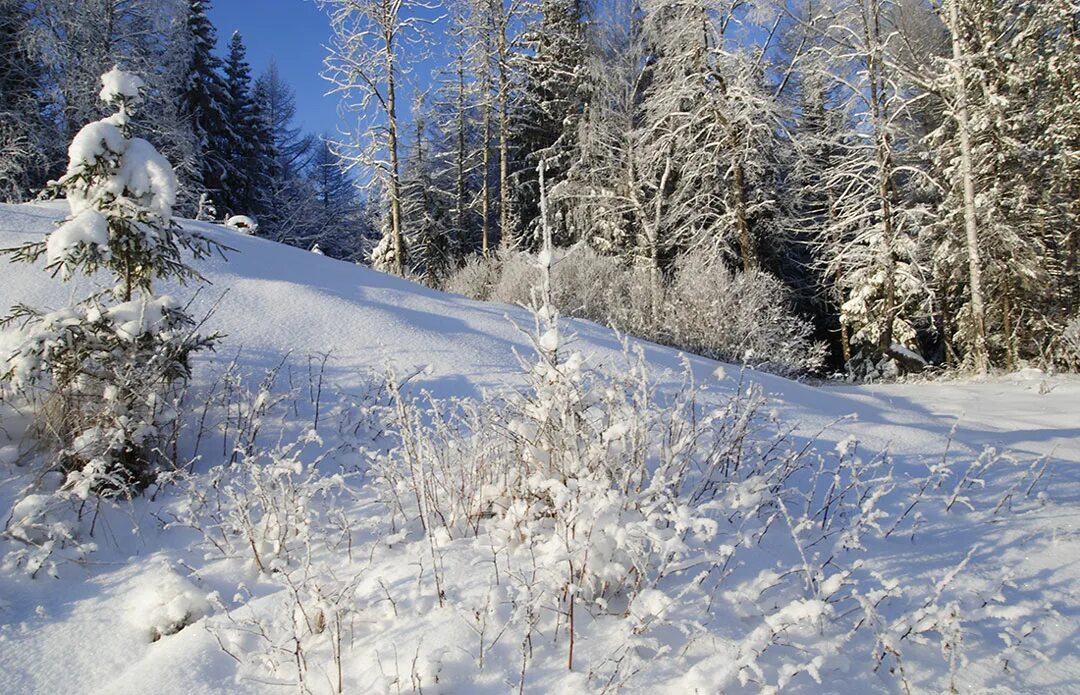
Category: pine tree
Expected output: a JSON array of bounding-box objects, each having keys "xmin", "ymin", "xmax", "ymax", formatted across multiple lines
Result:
[
  {"xmin": 401, "ymin": 97, "xmax": 456, "ymax": 284},
  {"xmin": 254, "ymin": 62, "xmax": 314, "ymax": 181},
  {"xmin": 181, "ymin": 0, "xmax": 232, "ymax": 214},
  {"xmin": 221, "ymin": 31, "xmax": 261, "ymax": 217},
  {"xmin": 306, "ymin": 137, "xmax": 371, "ymax": 260},
  {"xmin": 1, "ymin": 69, "xmax": 221, "ymax": 494},
  {"xmin": 250, "ymin": 64, "xmax": 321, "ymax": 248},
  {"xmin": 17, "ymin": 0, "xmax": 196, "ymax": 203}
]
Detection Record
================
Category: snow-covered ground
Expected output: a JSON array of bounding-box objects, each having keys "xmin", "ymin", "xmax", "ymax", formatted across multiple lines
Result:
[{"xmin": 0, "ymin": 202, "xmax": 1077, "ymax": 694}]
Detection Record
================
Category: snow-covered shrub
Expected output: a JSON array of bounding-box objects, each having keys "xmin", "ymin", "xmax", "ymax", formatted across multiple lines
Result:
[
  {"xmin": 444, "ymin": 248, "xmax": 825, "ymax": 377},
  {"xmin": 0, "ymin": 491, "xmax": 98, "ymax": 578},
  {"xmin": 209, "ymin": 567, "xmax": 363, "ymax": 693},
  {"xmin": 370, "ymin": 232, "xmax": 406, "ymax": 273},
  {"xmin": 548, "ymin": 244, "xmax": 627, "ymax": 323},
  {"xmin": 664, "ymin": 253, "xmax": 826, "ymax": 376},
  {"xmin": 170, "ymin": 354, "xmax": 380, "ymax": 577},
  {"xmin": 488, "ymin": 251, "xmax": 542, "ymax": 306},
  {"xmin": 0, "ymin": 67, "xmax": 221, "ymax": 495},
  {"xmin": 170, "ymin": 360, "xmax": 376, "ymax": 692},
  {"xmin": 442, "ymin": 253, "xmax": 502, "ymax": 300},
  {"xmin": 182, "ymin": 431, "xmax": 350, "ymax": 575},
  {"xmin": 1051, "ymin": 315, "xmax": 1080, "ymax": 371}
]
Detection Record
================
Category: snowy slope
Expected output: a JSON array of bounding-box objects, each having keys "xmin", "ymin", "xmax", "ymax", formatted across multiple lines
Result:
[
  {"xmin": 0, "ymin": 202, "xmax": 1078, "ymax": 694},
  {"xmin": 6, "ymin": 201, "xmax": 1072, "ymax": 462}
]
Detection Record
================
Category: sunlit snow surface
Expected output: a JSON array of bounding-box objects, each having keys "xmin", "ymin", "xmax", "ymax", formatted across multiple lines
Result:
[{"xmin": 0, "ymin": 202, "xmax": 1077, "ymax": 694}]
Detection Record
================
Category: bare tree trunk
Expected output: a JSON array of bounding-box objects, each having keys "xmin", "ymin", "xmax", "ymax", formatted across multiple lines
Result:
[
  {"xmin": 866, "ymin": 0, "xmax": 923, "ymax": 373},
  {"xmin": 1069, "ymin": 223, "xmax": 1079, "ymax": 315},
  {"xmin": 482, "ymin": 101, "xmax": 492, "ymax": 256},
  {"xmin": 386, "ymin": 27, "xmax": 405, "ymax": 276},
  {"xmin": 948, "ymin": 0, "xmax": 989, "ymax": 374},
  {"xmin": 456, "ymin": 54, "xmax": 467, "ymax": 240},
  {"xmin": 1002, "ymin": 273, "xmax": 1016, "ymax": 369},
  {"xmin": 497, "ymin": 21, "xmax": 512, "ymax": 251},
  {"xmin": 732, "ymin": 161, "xmax": 756, "ymax": 271},
  {"xmin": 840, "ymin": 318, "xmax": 852, "ymax": 367}
]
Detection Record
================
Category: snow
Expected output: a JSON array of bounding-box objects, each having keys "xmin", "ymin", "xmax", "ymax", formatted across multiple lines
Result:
[
  {"xmin": 116, "ymin": 138, "xmax": 177, "ymax": 218},
  {"xmin": 66, "ymin": 120, "xmax": 125, "ymax": 173},
  {"xmin": 103, "ymin": 296, "xmax": 177, "ymax": 342},
  {"xmin": 63, "ymin": 120, "xmax": 177, "ymax": 223},
  {"xmin": 1, "ymin": 201, "xmax": 1079, "ymax": 694},
  {"xmin": 44, "ymin": 209, "xmax": 109, "ymax": 267},
  {"xmin": 126, "ymin": 564, "xmax": 212, "ymax": 642},
  {"xmin": 98, "ymin": 67, "xmax": 145, "ymax": 103},
  {"xmin": 224, "ymin": 215, "xmax": 257, "ymax": 233}
]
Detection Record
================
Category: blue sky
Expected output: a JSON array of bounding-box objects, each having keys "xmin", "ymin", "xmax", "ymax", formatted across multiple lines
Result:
[
  {"xmin": 208, "ymin": 0, "xmax": 340, "ymax": 136},
  {"xmin": 208, "ymin": 0, "xmax": 450, "ymax": 143}
]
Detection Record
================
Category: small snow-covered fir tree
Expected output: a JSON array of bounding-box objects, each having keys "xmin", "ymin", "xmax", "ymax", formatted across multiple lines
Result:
[{"xmin": 1, "ymin": 67, "xmax": 221, "ymax": 495}]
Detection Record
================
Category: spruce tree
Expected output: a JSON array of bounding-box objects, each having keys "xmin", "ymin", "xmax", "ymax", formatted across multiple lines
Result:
[
  {"xmin": 222, "ymin": 31, "xmax": 261, "ymax": 217},
  {"xmin": 182, "ymin": 0, "xmax": 232, "ymax": 215},
  {"xmin": 2, "ymin": 69, "xmax": 221, "ymax": 494}
]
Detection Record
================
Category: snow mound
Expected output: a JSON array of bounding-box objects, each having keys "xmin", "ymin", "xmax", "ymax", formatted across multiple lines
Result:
[
  {"xmin": 225, "ymin": 215, "xmax": 257, "ymax": 233},
  {"xmin": 127, "ymin": 565, "xmax": 213, "ymax": 642}
]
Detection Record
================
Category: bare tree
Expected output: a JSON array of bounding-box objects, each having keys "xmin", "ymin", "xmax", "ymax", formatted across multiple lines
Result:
[{"xmin": 320, "ymin": 0, "xmax": 435, "ymax": 275}]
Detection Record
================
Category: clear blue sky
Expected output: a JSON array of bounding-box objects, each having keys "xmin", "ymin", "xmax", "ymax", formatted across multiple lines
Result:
[{"xmin": 208, "ymin": 0, "xmax": 340, "ymax": 137}]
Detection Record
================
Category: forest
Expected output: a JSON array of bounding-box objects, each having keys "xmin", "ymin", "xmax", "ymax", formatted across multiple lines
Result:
[{"xmin": 2, "ymin": 0, "xmax": 1078, "ymax": 379}]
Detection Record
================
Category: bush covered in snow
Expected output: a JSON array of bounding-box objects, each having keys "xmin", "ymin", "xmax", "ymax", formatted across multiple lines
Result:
[
  {"xmin": 444, "ymin": 247, "xmax": 825, "ymax": 377},
  {"xmin": 0, "ymin": 68, "xmax": 221, "ymax": 496},
  {"xmin": 366, "ymin": 301, "xmax": 1049, "ymax": 692}
]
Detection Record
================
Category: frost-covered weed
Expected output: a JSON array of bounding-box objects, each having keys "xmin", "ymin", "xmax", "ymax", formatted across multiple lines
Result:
[
  {"xmin": 208, "ymin": 562, "xmax": 364, "ymax": 693},
  {"xmin": 1, "ymin": 490, "xmax": 98, "ymax": 577},
  {"xmin": 171, "ymin": 358, "xmax": 369, "ymax": 577},
  {"xmin": 374, "ymin": 331, "xmax": 1048, "ymax": 689},
  {"xmin": 166, "ymin": 344, "xmax": 1053, "ymax": 693},
  {"xmin": 169, "ymin": 359, "xmax": 382, "ymax": 694}
]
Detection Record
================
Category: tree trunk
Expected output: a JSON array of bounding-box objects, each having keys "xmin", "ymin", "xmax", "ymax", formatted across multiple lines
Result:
[
  {"xmin": 456, "ymin": 54, "xmax": 467, "ymax": 241},
  {"xmin": 1002, "ymin": 274, "xmax": 1015, "ymax": 370},
  {"xmin": 497, "ymin": 20, "xmax": 512, "ymax": 251},
  {"xmin": 948, "ymin": 0, "xmax": 989, "ymax": 374},
  {"xmin": 732, "ymin": 161, "xmax": 756, "ymax": 271},
  {"xmin": 386, "ymin": 28, "xmax": 405, "ymax": 276},
  {"xmin": 482, "ymin": 101, "xmax": 492, "ymax": 256}
]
